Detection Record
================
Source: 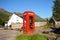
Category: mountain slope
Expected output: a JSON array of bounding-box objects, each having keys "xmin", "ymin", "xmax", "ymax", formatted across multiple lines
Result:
[
  {"xmin": 35, "ymin": 14, "xmax": 44, "ymax": 22},
  {"xmin": 0, "ymin": 8, "xmax": 12, "ymax": 21},
  {"xmin": 0, "ymin": 8, "xmax": 44, "ymax": 25},
  {"xmin": 13, "ymin": 12, "xmax": 44, "ymax": 22}
]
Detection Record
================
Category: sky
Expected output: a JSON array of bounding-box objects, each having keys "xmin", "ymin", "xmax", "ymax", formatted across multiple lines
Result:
[{"xmin": 0, "ymin": 0, "xmax": 54, "ymax": 18}]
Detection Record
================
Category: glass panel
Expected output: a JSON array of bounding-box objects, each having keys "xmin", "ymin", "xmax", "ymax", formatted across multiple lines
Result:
[{"xmin": 29, "ymin": 16, "xmax": 33, "ymax": 29}]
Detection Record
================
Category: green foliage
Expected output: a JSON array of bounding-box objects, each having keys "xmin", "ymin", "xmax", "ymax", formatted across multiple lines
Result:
[
  {"xmin": 0, "ymin": 18, "xmax": 3, "ymax": 25},
  {"xmin": 0, "ymin": 8, "xmax": 12, "ymax": 25},
  {"xmin": 0, "ymin": 12, "xmax": 9, "ymax": 25},
  {"xmin": 53, "ymin": 0, "xmax": 60, "ymax": 21},
  {"xmin": 16, "ymin": 34, "xmax": 48, "ymax": 40},
  {"xmin": 30, "ymin": 34, "xmax": 48, "ymax": 40},
  {"xmin": 45, "ymin": 19, "xmax": 51, "ymax": 28}
]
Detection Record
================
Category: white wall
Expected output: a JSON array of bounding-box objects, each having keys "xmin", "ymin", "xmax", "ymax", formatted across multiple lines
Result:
[{"xmin": 7, "ymin": 14, "xmax": 23, "ymax": 26}]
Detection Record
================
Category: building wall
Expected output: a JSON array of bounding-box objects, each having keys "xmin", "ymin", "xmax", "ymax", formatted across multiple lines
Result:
[
  {"xmin": 8, "ymin": 22, "xmax": 60, "ymax": 29},
  {"xmin": 10, "ymin": 22, "xmax": 47, "ymax": 29},
  {"xmin": 7, "ymin": 14, "xmax": 23, "ymax": 26},
  {"xmin": 11, "ymin": 23, "xmax": 22, "ymax": 29}
]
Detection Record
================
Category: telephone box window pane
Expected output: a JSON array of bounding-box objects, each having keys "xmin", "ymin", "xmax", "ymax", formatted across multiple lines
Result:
[{"xmin": 30, "ymin": 16, "xmax": 33, "ymax": 29}]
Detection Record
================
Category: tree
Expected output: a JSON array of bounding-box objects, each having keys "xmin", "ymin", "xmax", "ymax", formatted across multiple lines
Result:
[
  {"xmin": 0, "ymin": 18, "xmax": 3, "ymax": 25},
  {"xmin": 52, "ymin": 0, "xmax": 60, "ymax": 21}
]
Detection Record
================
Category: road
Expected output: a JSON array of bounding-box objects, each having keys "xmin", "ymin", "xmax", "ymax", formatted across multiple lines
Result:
[{"xmin": 0, "ymin": 30, "xmax": 20, "ymax": 40}]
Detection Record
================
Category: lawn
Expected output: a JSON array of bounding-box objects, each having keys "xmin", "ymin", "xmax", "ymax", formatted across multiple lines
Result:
[{"xmin": 16, "ymin": 34, "xmax": 48, "ymax": 40}]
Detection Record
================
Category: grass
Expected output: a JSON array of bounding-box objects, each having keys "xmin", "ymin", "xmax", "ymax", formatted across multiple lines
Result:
[{"xmin": 16, "ymin": 34, "xmax": 48, "ymax": 40}]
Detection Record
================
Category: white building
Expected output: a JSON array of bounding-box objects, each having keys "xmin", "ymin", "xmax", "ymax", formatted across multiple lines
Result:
[{"xmin": 6, "ymin": 14, "xmax": 23, "ymax": 29}]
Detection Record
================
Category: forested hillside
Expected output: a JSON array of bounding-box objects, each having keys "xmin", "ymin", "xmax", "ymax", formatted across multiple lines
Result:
[{"xmin": 0, "ymin": 8, "xmax": 45, "ymax": 25}]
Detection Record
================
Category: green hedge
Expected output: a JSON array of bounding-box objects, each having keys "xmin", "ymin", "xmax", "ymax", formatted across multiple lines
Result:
[{"xmin": 16, "ymin": 34, "xmax": 48, "ymax": 40}]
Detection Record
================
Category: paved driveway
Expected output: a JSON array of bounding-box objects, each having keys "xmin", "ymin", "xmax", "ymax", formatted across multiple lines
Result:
[{"xmin": 0, "ymin": 30, "xmax": 20, "ymax": 40}]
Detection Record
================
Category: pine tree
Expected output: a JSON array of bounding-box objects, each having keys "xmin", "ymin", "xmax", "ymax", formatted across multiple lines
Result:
[{"xmin": 53, "ymin": 0, "xmax": 60, "ymax": 21}]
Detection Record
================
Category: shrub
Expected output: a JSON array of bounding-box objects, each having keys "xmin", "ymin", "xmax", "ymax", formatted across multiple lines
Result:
[
  {"xmin": 16, "ymin": 34, "xmax": 48, "ymax": 40},
  {"xmin": 45, "ymin": 19, "xmax": 52, "ymax": 29}
]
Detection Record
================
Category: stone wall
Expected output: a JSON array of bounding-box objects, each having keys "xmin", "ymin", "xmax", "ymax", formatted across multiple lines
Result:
[
  {"xmin": 9, "ymin": 22, "xmax": 60, "ymax": 29},
  {"xmin": 11, "ymin": 23, "xmax": 22, "ymax": 29},
  {"xmin": 11, "ymin": 22, "xmax": 47, "ymax": 29},
  {"xmin": 35, "ymin": 22, "xmax": 60, "ymax": 28},
  {"xmin": 35, "ymin": 22, "xmax": 47, "ymax": 27}
]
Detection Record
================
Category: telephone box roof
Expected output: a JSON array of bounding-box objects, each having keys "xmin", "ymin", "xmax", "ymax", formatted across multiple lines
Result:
[{"xmin": 23, "ymin": 11, "xmax": 35, "ymax": 16}]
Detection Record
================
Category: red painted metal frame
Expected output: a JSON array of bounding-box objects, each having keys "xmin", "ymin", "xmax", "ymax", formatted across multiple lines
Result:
[{"xmin": 23, "ymin": 11, "xmax": 35, "ymax": 34}]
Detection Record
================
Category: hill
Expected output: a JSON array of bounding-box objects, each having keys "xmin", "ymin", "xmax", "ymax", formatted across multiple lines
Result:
[
  {"xmin": 0, "ymin": 8, "xmax": 12, "ymax": 25},
  {"xmin": 0, "ymin": 8, "xmax": 45, "ymax": 25},
  {"xmin": 14, "ymin": 12, "xmax": 44, "ymax": 22}
]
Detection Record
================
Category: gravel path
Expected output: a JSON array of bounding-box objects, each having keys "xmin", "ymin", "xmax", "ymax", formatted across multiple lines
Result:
[{"xmin": 0, "ymin": 30, "xmax": 20, "ymax": 40}]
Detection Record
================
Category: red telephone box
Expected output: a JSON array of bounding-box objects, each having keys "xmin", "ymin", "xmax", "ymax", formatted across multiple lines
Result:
[{"xmin": 23, "ymin": 11, "xmax": 35, "ymax": 34}]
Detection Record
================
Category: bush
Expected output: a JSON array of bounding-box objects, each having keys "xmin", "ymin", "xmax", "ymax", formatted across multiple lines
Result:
[
  {"xmin": 16, "ymin": 34, "xmax": 48, "ymax": 40},
  {"xmin": 30, "ymin": 34, "xmax": 48, "ymax": 40},
  {"xmin": 45, "ymin": 19, "xmax": 52, "ymax": 29},
  {"xmin": 16, "ymin": 34, "xmax": 29, "ymax": 40}
]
